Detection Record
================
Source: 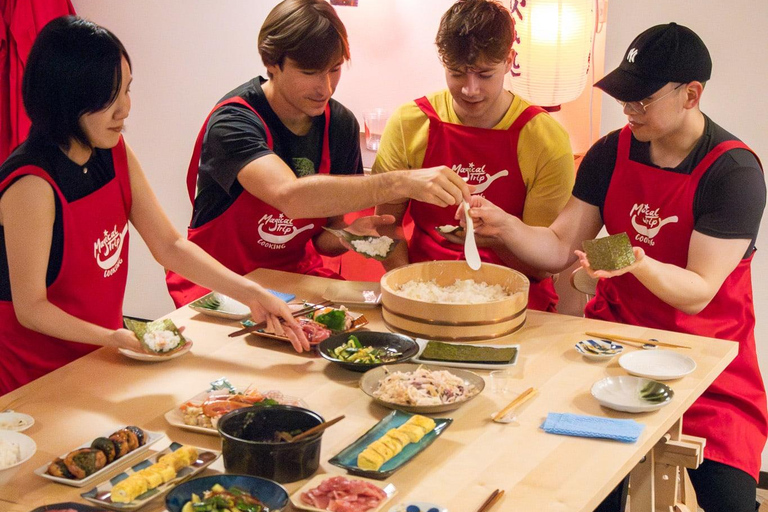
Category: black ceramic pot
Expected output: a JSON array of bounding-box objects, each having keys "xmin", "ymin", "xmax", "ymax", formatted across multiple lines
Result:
[{"xmin": 217, "ymin": 405, "xmax": 324, "ymax": 483}]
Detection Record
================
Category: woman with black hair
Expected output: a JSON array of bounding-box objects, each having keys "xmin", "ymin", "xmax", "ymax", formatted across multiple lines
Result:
[{"xmin": 0, "ymin": 16, "xmax": 309, "ymax": 395}]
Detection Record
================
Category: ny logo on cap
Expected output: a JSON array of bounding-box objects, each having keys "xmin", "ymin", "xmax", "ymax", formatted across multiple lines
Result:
[{"xmin": 627, "ymin": 48, "xmax": 639, "ymax": 63}]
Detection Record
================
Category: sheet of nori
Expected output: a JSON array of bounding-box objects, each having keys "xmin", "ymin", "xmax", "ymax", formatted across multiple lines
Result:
[
  {"xmin": 420, "ymin": 341, "xmax": 517, "ymax": 364},
  {"xmin": 123, "ymin": 317, "xmax": 186, "ymax": 353},
  {"xmin": 582, "ymin": 232, "xmax": 636, "ymax": 271}
]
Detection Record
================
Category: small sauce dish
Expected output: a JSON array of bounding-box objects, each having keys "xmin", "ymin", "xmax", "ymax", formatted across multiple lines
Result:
[{"xmin": 575, "ymin": 339, "xmax": 624, "ymax": 361}]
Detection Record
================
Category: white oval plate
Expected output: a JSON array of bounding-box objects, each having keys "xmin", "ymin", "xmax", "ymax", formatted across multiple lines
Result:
[
  {"xmin": 119, "ymin": 341, "xmax": 193, "ymax": 362},
  {"xmin": 591, "ymin": 375, "xmax": 674, "ymax": 413},
  {"xmin": 388, "ymin": 502, "xmax": 447, "ymax": 512},
  {"xmin": 0, "ymin": 411, "xmax": 34, "ymax": 432},
  {"xmin": 0, "ymin": 430, "xmax": 36, "ymax": 470},
  {"xmin": 618, "ymin": 349, "xmax": 696, "ymax": 380},
  {"xmin": 574, "ymin": 339, "xmax": 624, "ymax": 361},
  {"xmin": 291, "ymin": 473, "xmax": 397, "ymax": 512}
]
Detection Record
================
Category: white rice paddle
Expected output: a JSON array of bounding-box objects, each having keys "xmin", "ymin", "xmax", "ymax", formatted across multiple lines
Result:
[{"xmin": 463, "ymin": 202, "xmax": 481, "ymax": 270}]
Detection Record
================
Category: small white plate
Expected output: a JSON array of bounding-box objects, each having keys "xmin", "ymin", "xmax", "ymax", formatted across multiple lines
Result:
[
  {"xmin": 34, "ymin": 429, "xmax": 163, "ymax": 487},
  {"xmin": 188, "ymin": 292, "xmax": 251, "ymax": 320},
  {"xmin": 574, "ymin": 339, "xmax": 624, "ymax": 361},
  {"xmin": 0, "ymin": 430, "xmax": 36, "ymax": 470},
  {"xmin": 619, "ymin": 350, "xmax": 696, "ymax": 380},
  {"xmin": 0, "ymin": 411, "xmax": 34, "ymax": 432},
  {"xmin": 411, "ymin": 339, "xmax": 519, "ymax": 370},
  {"xmin": 291, "ymin": 473, "xmax": 397, "ymax": 512},
  {"xmin": 388, "ymin": 502, "xmax": 447, "ymax": 512},
  {"xmin": 119, "ymin": 341, "xmax": 193, "ymax": 362},
  {"xmin": 322, "ymin": 281, "xmax": 381, "ymax": 308},
  {"xmin": 592, "ymin": 375, "xmax": 674, "ymax": 413}
]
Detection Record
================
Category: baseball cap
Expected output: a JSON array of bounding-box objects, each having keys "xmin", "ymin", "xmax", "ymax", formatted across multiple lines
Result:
[{"xmin": 595, "ymin": 23, "xmax": 712, "ymax": 102}]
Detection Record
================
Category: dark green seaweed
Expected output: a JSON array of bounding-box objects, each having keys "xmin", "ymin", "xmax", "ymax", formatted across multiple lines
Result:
[{"xmin": 420, "ymin": 341, "xmax": 517, "ymax": 364}]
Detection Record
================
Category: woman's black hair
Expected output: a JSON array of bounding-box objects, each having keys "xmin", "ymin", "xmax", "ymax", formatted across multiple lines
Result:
[{"xmin": 22, "ymin": 16, "xmax": 131, "ymax": 149}]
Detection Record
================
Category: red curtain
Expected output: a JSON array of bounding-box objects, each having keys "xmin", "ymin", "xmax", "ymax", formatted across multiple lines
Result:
[{"xmin": 1, "ymin": 0, "xmax": 75, "ymax": 162}]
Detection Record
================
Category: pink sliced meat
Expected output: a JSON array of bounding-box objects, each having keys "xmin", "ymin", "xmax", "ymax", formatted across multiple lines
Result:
[
  {"xmin": 300, "ymin": 476, "xmax": 387, "ymax": 511},
  {"xmin": 298, "ymin": 318, "xmax": 332, "ymax": 345}
]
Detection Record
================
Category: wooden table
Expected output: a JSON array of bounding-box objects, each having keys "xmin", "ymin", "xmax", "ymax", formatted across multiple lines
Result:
[{"xmin": 0, "ymin": 269, "xmax": 737, "ymax": 512}]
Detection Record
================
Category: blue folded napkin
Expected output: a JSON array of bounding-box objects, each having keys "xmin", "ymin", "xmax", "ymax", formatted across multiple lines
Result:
[
  {"xmin": 268, "ymin": 289, "xmax": 296, "ymax": 302},
  {"xmin": 541, "ymin": 413, "xmax": 644, "ymax": 443}
]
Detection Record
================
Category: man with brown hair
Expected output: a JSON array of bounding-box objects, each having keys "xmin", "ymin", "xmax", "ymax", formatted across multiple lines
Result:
[
  {"xmin": 166, "ymin": 0, "xmax": 470, "ymax": 309},
  {"xmin": 372, "ymin": 0, "xmax": 574, "ymax": 312}
]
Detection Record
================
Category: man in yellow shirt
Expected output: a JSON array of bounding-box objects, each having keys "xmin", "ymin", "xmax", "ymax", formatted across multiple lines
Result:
[{"xmin": 373, "ymin": 0, "xmax": 574, "ymax": 311}]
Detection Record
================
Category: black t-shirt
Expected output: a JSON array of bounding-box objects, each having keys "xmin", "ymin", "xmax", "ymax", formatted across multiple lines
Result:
[
  {"xmin": 573, "ymin": 115, "xmax": 765, "ymax": 257},
  {"xmin": 190, "ymin": 77, "xmax": 363, "ymax": 228},
  {"xmin": 0, "ymin": 135, "xmax": 116, "ymax": 301}
]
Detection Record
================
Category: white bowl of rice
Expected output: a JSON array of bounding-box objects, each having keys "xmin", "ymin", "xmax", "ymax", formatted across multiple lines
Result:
[
  {"xmin": 380, "ymin": 261, "xmax": 529, "ymax": 341},
  {"xmin": 0, "ymin": 430, "xmax": 36, "ymax": 470}
]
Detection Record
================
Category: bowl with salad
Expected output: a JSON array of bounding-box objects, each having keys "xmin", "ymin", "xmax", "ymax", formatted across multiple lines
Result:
[{"xmin": 317, "ymin": 332, "xmax": 419, "ymax": 372}]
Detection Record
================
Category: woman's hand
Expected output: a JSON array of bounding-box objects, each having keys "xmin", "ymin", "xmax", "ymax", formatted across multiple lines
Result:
[
  {"xmin": 246, "ymin": 290, "xmax": 310, "ymax": 353},
  {"xmin": 574, "ymin": 246, "xmax": 646, "ymax": 279},
  {"xmin": 107, "ymin": 328, "xmax": 145, "ymax": 352}
]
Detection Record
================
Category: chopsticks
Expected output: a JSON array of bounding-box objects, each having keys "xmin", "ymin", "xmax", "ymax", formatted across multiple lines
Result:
[
  {"xmin": 585, "ymin": 331, "xmax": 691, "ymax": 350},
  {"xmin": 476, "ymin": 489, "xmax": 505, "ymax": 512},
  {"xmin": 228, "ymin": 300, "xmax": 331, "ymax": 337},
  {"xmin": 290, "ymin": 415, "xmax": 345, "ymax": 442},
  {"xmin": 492, "ymin": 387, "xmax": 537, "ymax": 422}
]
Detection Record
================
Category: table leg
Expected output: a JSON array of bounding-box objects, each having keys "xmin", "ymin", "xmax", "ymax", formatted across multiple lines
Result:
[{"xmin": 629, "ymin": 419, "xmax": 705, "ymax": 512}]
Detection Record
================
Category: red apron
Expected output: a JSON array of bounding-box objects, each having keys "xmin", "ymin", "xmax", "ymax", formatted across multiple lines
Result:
[
  {"xmin": 585, "ymin": 125, "xmax": 768, "ymax": 479},
  {"xmin": 166, "ymin": 97, "xmax": 338, "ymax": 308},
  {"xmin": 407, "ymin": 97, "xmax": 558, "ymax": 312},
  {"xmin": 0, "ymin": 137, "xmax": 131, "ymax": 395}
]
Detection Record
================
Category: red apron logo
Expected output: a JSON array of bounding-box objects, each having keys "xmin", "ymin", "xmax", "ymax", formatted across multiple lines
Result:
[
  {"xmin": 94, "ymin": 224, "xmax": 128, "ymax": 277},
  {"xmin": 630, "ymin": 203, "xmax": 678, "ymax": 246},
  {"xmin": 257, "ymin": 214, "xmax": 314, "ymax": 249},
  {"xmin": 451, "ymin": 163, "xmax": 508, "ymax": 194}
]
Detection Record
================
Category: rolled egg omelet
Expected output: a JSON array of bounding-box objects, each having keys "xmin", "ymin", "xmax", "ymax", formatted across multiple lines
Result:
[{"xmin": 356, "ymin": 415, "xmax": 437, "ymax": 471}]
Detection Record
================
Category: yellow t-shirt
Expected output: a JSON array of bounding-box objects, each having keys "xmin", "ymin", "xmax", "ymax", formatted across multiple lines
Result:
[{"xmin": 371, "ymin": 89, "xmax": 575, "ymax": 227}]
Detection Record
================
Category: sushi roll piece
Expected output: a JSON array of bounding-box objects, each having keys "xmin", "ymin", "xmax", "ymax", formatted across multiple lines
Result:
[
  {"xmin": 63, "ymin": 448, "xmax": 107, "ymax": 479},
  {"xmin": 126, "ymin": 426, "xmax": 147, "ymax": 446},
  {"xmin": 357, "ymin": 447, "xmax": 385, "ymax": 471},
  {"xmin": 47, "ymin": 458, "xmax": 75, "ymax": 478},
  {"xmin": 109, "ymin": 431, "xmax": 131, "ymax": 458},
  {"xmin": 91, "ymin": 437, "xmax": 117, "ymax": 463}
]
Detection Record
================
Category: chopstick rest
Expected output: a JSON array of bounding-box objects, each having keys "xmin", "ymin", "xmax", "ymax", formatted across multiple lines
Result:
[{"xmin": 541, "ymin": 413, "xmax": 644, "ymax": 443}]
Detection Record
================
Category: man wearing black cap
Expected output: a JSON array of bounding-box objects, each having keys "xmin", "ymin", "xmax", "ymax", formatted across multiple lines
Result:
[{"xmin": 465, "ymin": 23, "xmax": 766, "ymax": 511}]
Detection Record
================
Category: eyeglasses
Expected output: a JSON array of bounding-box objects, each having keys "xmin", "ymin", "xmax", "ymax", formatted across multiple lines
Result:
[{"xmin": 616, "ymin": 83, "xmax": 686, "ymax": 114}]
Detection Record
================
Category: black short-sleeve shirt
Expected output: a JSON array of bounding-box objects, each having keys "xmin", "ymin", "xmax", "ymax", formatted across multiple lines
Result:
[
  {"xmin": 0, "ymin": 135, "xmax": 116, "ymax": 301},
  {"xmin": 573, "ymin": 115, "xmax": 765, "ymax": 257},
  {"xmin": 190, "ymin": 77, "xmax": 363, "ymax": 228}
]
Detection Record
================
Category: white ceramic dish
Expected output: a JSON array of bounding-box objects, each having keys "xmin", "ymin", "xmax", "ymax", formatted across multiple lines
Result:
[
  {"xmin": 0, "ymin": 411, "xmax": 34, "ymax": 432},
  {"xmin": 618, "ymin": 350, "xmax": 696, "ymax": 380},
  {"xmin": 164, "ymin": 388, "xmax": 308, "ymax": 436},
  {"xmin": 591, "ymin": 375, "xmax": 674, "ymax": 413},
  {"xmin": 119, "ymin": 341, "xmax": 193, "ymax": 362},
  {"xmin": 0, "ymin": 430, "xmax": 36, "ymax": 470},
  {"xmin": 388, "ymin": 502, "xmax": 447, "ymax": 512},
  {"xmin": 34, "ymin": 429, "xmax": 164, "ymax": 487},
  {"xmin": 188, "ymin": 292, "xmax": 252, "ymax": 320},
  {"xmin": 410, "ymin": 339, "xmax": 519, "ymax": 370},
  {"xmin": 291, "ymin": 473, "xmax": 397, "ymax": 512},
  {"xmin": 322, "ymin": 281, "xmax": 382, "ymax": 308},
  {"xmin": 574, "ymin": 339, "xmax": 624, "ymax": 361}
]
